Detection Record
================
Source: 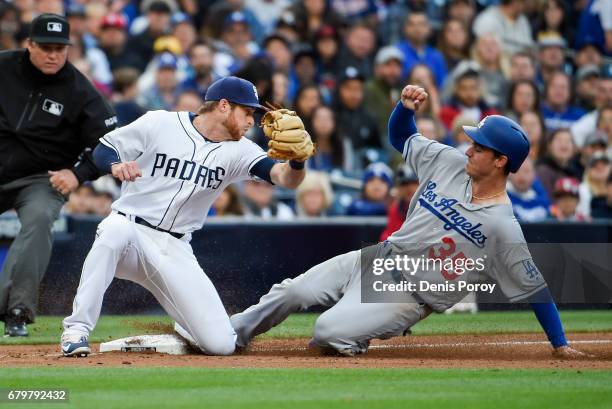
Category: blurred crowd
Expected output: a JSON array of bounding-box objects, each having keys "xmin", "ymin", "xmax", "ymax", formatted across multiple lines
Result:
[{"xmin": 2, "ymin": 0, "xmax": 611, "ymax": 222}]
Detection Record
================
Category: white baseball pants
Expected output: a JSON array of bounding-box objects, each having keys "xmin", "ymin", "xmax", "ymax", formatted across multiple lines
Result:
[{"xmin": 62, "ymin": 213, "xmax": 236, "ymax": 355}]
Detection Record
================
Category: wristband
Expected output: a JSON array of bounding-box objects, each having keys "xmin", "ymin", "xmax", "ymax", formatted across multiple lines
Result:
[{"xmin": 289, "ymin": 160, "xmax": 305, "ymax": 170}]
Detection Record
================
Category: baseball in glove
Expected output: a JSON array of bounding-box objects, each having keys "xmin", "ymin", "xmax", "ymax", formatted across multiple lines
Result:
[{"xmin": 261, "ymin": 106, "xmax": 315, "ymax": 162}]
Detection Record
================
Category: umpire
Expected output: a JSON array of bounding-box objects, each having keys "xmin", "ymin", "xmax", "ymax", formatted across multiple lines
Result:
[{"xmin": 0, "ymin": 14, "xmax": 117, "ymax": 336}]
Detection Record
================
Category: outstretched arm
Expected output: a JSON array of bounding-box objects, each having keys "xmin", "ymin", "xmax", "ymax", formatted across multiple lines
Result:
[
  {"xmin": 388, "ymin": 85, "xmax": 427, "ymax": 153},
  {"xmin": 527, "ymin": 287, "xmax": 586, "ymax": 358}
]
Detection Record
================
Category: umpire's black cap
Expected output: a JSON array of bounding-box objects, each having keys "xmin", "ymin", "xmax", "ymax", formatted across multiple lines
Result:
[
  {"xmin": 205, "ymin": 76, "xmax": 267, "ymax": 112},
  {"xmin": 29, "ymin": 13, "xmax": 71, "ymax": 45}
]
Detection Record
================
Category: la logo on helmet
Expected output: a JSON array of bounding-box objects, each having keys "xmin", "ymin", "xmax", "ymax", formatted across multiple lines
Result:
[
  {"xmin": 252, "ymin": 85, "xmax": 258, "ymax": 100},
  {"xmin": 478, "ymin": 117, "xmax": 488, "ymax": 128}
]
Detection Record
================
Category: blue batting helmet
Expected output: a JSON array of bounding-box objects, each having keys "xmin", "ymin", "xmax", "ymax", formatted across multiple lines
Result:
[
  {"xmin": 462, "ymin": 115, "xmax": 530, "ymax": 173},
  {"xmin": 205, "ymin": 76, "xmax": 267, "ymax": 112}
]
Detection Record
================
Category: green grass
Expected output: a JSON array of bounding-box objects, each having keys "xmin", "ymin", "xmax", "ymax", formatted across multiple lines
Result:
[
  {"xmin": 1, "ymin": 311, "xmax": 611, "ymax": 408},
  {"xmin": 0, "ymin": 368, "xmax": 611, "ymax": 409},
  {"xmin": 2, "ymin": 310, "xmax": 610, "ymax": 345}
]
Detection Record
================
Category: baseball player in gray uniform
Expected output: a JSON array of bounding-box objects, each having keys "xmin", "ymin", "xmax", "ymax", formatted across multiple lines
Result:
[
  {"xmin": 231, "ymin": 85, "xmax": 585, "ymax": 358},
  {"xmin": 60, "ymin": 76, "xmax": 313, "ymax": 357}
]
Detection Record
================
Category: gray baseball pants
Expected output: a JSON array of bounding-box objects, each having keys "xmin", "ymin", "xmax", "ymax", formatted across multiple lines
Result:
[
  {"xmin": 230, "ymin": 244, "xmax": 432, "ymax": 356},
  {"xmin": 0, "ymin": 175, "xmax": 65, "ymax": 323}
]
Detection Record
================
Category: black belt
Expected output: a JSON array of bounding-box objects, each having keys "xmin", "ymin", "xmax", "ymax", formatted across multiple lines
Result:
[{"xmin": 117, "ymin": 212, "xmax": 184, "ymax": 239}]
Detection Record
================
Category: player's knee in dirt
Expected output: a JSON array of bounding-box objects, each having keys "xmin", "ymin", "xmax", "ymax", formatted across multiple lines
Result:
[
  {"xmin": 193, "ymin": 331, "xmax": 235, "ymax": 356},
  {"xmin": 312, "ymin": 314, "xmax": 342, "ymax": 347}
]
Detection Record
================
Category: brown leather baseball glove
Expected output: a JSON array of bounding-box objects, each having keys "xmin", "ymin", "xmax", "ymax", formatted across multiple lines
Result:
[{"xmin": 261, "ymin": 108, "xmax": 315, "ymax": 162}]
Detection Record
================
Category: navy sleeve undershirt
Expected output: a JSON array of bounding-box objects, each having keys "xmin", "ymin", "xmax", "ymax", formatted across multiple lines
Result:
[
  {"xmin": 388, "ymin": 102, "xmax": 418, "ymax": 153},
  {"xmin": 250, "ymin": 157, "xmax": 275, "ymax": 184},
  {"xmin": 527, "ymin": 287, "xmax": 568, "ymax": 348},
  {"xmin": 93, "ymin": 143, "xmax": 120, "ymax": 175}
]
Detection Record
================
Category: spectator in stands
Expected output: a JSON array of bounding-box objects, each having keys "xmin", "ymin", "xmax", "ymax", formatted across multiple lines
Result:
[
  {"xmin": 519, "ymin": 111, "xmax": 546, "ymax": 161},
  {"xmin": 407, "ymin": 63, "xmax": 442, "ymax": 120},
  {"xmin": 591, "ymin": 170, "xmax": 612, "ymax": 219},
  {"xmin": 334, "ymin": 66, "xmax": 381, "ymax": 155},
  {"xmin": 346, "ymin": 163, "xmax": 392, "ymax": 216},
  {"xmin": 289, "ymin": 0, "xmax": 344, "ymax": 44},
  {"xmin": 509, "ymin": 51, "xmax": 536, "ymax": 82},
  {"xmin": 173, "ymin": 89, "xmax": 203, "ymax": 112},
  {"xmin": 380, "ymin": 166, "xmax": 419, "ymax": 241},
  {"xmin": 295, "ymin": 171, "xmax": 334, "ymax": 217},
  {"xmin": 396, "ymin": 10, "xmax": 447, "ymax": 86},
  {"xmin": 0, "ymin": 14, "xmax": 117, "ymax": 336},
  {"xmin": 439, "ymin": 66, "xmax": 497, "ymax": 131},
  {"xmin": 138, "ymin": 52, "xmax": 179, "ymax": 110},
  {"xmin": 507, "ymin": 157, "xmax": 551, "ymax": 222},
  {"xmin": 598, "ymin": 105, "xmax": 612, "ymax": 148},
  {"xmin": 446, "ymin": 0, "xmax": 477, "ymax": 28},
  {"xmin": 505, "ymin": 80, "xmax": 540, "ymax": 121},
  {"xmin": 98, "ymin": 13, "xmax": 137, "ymax": 72},
  {"xmin": 263, "ymin": 34, "xmax": 292, "ymax": 75},
  {"xmin": 578, "ymin": 151, "xmax": 610, "ymax": 217},
  {"xmin": 437, "ymin": 18, "xmax": 470, "ymax": 72},
  {"xmin": 291, "ymin": 48, "xmax": 318, "ymax": 100},
  {"xmin": 245, "ymin": 0, "xmax": 292, "ymax": 35},
  {"xmin": 471, "ymin": 34, "xmax": 508, "ymax": 109},
  {"xmin": 541, "ymin": 71, "xmax": 586, "ymax": 131},
  {"xmin": 575, "ymin": 65, "xmax": 602, "ymax": 112},
  {"xmin": 179, "ymin": 41, "xmax": 216, "ymax": 99},
  {"xmin": 571, "ymin": 65, "xmax": 612, "ymax": 147},
  {"xmin": 574, "ymin": 41, "xmax": 604, "ymax": 69},
  {"xmin": 272, "ymin": 71, "xmax": 290, "ymax": 107},
  {"xmin": 204, "ymin": 0, "xmax": 265, "ymax": 44},
  {"xmin": 336, "ymin": 23, "xmax": 377, "ymax": 80},
  {"xmin": 576, "ymin": 0, "xmax": 612, "ymax": 55},
  {"xmin": 64, "ymin": 184, "xmax": 96, "ymax": 215},
  {"xmin": 293, "ymin": 84, "xmax": 323, "ymax": 131},
  {"xmin": 535, "ymin": 35, "xmax": 570, "ymax": 88},
  {"xmin": 450, "ymin": 115, "xmax": 477, "ymax": 152},
  {"xmin": 111, "ymin": 68, "xmax": 146, "ymax": 126},
  {"xmin": 314, "ymin": 25, "xmax": 341, "ymax": 100},
  {"xmin": 0, "ymin": 2, "xmax": 21, "ymax": 51},
  {"xmin": 536, "ymin": 128, "xmax": 581, "ymax": 196},
  {"xmin": 532, "ymin": 0, "xmax": 573, "ymax": 46},
  {"xmin": 364, "ymin": 46, "xmax": 405, "ymax": 148},
  {"xmin": 212, "ymin": 11, "xmax": 259, "ymax": 77},
  {"xmin": 125, "ymin": 0, "xmax": 172, "ymax": 73},
  {"xmin": 473, "ymin": 0, "xmax": 534, "ymax": 54},
  {"xmin": 212, "ymin": 186, "xmax": 244, "ymax": 217},
  {"xmin": 171, "ymin": 12, "xmax": 196, "ymax": 56},
  {"xmin": 308, "ymin": 105, "xmax": 346, "ymax": 173},
  {"xmin": 242, "ymin": 180, "xmax": 295, "ymax": 220},
  {"xmin": 417, "ymin": 116, "xmax": 445, "ymax": 143},
  {"xmin": 551, "ymin": 177, "xmax": 588, "ymax": 221}
]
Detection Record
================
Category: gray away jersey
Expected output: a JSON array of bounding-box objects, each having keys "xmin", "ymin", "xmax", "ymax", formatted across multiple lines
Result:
[
  {"xmin": 386, "ymin": 134, "xmax": 547, "ymax": 311},
  {"xmin": 100, "ymin": 110, "xmax": 267, "ymax": 234}
]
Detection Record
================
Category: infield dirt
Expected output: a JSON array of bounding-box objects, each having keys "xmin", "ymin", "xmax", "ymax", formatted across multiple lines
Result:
[{"xmin": 2, "ymin": 333, "xmax": 612, "ymax": 370}]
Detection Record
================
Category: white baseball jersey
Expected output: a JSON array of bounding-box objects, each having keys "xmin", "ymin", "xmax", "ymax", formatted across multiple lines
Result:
[{"xmin": 99, "ymin": 110, "xmax": 266, "ymax": 234}]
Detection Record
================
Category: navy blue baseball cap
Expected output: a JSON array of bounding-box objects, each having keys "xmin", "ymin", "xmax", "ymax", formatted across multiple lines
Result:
[{"xmin": 205, "ymin": 76, "xmax": 267, "ymax": 111}]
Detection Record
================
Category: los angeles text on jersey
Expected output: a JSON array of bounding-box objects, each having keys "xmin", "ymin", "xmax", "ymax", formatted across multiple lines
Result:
[
  {"xmin": 151, "ymin": 153, "xmax": 226, "ymax": 189},
  {"xmin": 418, "ymin": 181, "xmax": 487, "ymax": 248}
]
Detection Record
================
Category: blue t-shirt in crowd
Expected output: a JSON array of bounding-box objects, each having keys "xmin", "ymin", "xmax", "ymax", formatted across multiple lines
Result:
[
  {"xmin": 395, "ymin": 40, "xmax": 447, "ymax": 87},
  {"xmin": 541, "ymin": 104, "xmax": 586, "ymax": 131}
]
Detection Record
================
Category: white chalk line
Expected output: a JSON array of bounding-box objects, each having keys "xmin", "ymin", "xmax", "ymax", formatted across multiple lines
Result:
[{"xmin": 249, "ymin": 339, "xmax": 612, "ymax": 352}]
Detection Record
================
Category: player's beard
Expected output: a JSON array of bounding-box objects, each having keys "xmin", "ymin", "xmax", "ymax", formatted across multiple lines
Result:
[{"xmin": 223, "ymin": 110, "xmax": 243, "ymax": 141}]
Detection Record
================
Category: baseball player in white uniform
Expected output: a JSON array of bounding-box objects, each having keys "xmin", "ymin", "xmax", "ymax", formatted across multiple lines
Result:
[
  {"xmin": 60, "ymin": 76, "xmax": 313, "ymax": 356},
  {"xmin": 230, "ymin": 85, "xmax": 586, "ymax": 358}
]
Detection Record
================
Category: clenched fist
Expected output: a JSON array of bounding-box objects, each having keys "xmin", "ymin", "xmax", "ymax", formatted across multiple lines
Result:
[
  {"xmin": 400, "ymin": 85, "xmax": 428, "ymax": 111},
  {"xmin": 111, "ymin": 161, "xmax": 142, "ymax": 182}
]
